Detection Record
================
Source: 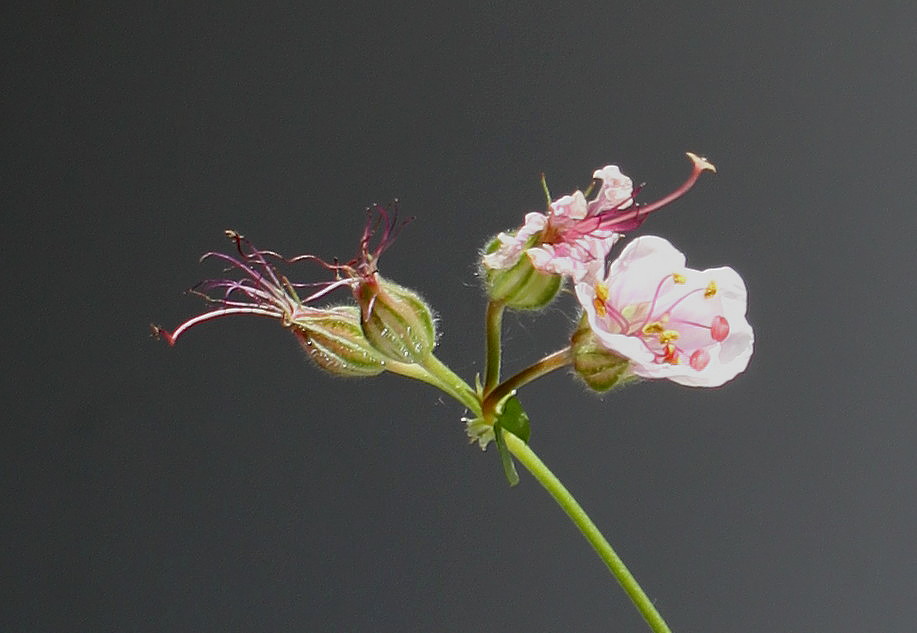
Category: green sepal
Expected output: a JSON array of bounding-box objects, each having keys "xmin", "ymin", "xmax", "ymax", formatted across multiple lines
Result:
[
  {"xmin": 356, "ymin": 275, "xmax": 437, "ymax": 364},
  {"xmin": 483, "ymin": 236, "xmax": 562, "ymax": 310},
  {"xmin": 292, "ymin": 306, "xmax": 387, "ymax": 377},
  {"xmin": 570, "ymin": 318, "xmax": 637, "ymax": 392},
  {"xmin": 492, "ymin": 396, "xmax": 531, "ymax": 487}
]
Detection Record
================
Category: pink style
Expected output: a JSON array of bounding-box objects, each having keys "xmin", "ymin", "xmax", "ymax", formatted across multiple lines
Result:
[{"xmin": 483, "ymin": 153, "xmax": 715, "ymax": 281}]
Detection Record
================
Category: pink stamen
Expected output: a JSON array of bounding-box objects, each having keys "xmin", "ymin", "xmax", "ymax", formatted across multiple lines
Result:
[
  {"xmin": 227, "ymin": 231, "xmax": 287, "ymax": 291},
  {"xmin": 594, "ymin": 153, "xmax": 714, "ymax": 232},
  {"xmin": 689, "ymin": 349, "xmax": 711, "ymax": 370},
  {"xmin": 602, "ymin": 301, "xmax": 630, "ymax": 333},
  {"xmin": 658, "ymin": 286, "xmax": 705, "ymax": 316},
  {"xmin": 201, "ymin": 251, "xmax": 286, "ymax": 303},
  {"xmin": 637, "ymin": 272, "xmax": 681, "ymax": 331},
  {"xmin": 151, "ymin": 306, "xmax": 284, "ymax": 345},
  {"xmin": 555, "ymin": 192, "xmax": 639, "ymax": 242},
  {"xmin": 711, "ymin": 315, "xmax": 730, "ymax": 341},
  {"xmin": 190, "ymin": 287, "xmax": 277, "ymax": 310},
  {"xmin": 356, "ymin": 203, "xmax": 413, "ymax": 274},
  {"xmin": 157, "ymin": 207, "xmax": 406, "ymax": 348}
]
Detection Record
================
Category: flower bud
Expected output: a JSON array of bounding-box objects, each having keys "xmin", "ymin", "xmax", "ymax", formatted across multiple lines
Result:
[
  {"xmin": 291, "ymin": 306, "xmax": 387, "ymax": 377},
  {"xmin": 354, "ymin": 275, "xmax": 437, "ymax": 364},
  {"xmin": 482, "ymin": 236, "xmax": 562, "ymax": 309},
  {"xmin": 570, "ymin": 318, "xmax": 636, "ymax": 392}
]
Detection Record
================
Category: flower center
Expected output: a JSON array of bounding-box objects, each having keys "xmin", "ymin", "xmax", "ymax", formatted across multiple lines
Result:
[{"xmin": 591, "ymin": 272, "xmax": 732, "ymax": 369}]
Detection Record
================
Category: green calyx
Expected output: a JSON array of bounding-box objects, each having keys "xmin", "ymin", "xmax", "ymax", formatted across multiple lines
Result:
[
  {"xmin": 356, "ymin": 275, "xmax": 437, "ymax": 364},
  {"xmin": 292, "ymin": 306, "xmax": 387, "ymax": 377},
  {"xmin": 570, "ymin": 321, "xmax": 636, "ymax": 392},
  {"xmin": 483, "ymin": 237, "xmax": 561, "ymax": 309}
]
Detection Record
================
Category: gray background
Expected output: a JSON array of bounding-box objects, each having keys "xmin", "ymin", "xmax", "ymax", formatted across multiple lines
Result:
[{"xmin": 4, "ymin": 2, "xmax": 915, "ymax": 632}]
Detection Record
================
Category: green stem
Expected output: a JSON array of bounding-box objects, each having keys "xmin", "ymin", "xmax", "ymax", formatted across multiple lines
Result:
[
  {"xmin": 418, "ymin": 354, "xmax": 482, "ymax": 416},
  {"xmin": 484, "ymin": 347, "xmax": 571, "ymax": 411},
  {"xmin": 502, "ymin": 431, "xmax": 674, "ymax": 633},
  {"xmin": 483, "ymin": 300, "xmax": 506, "ymax": 393}
]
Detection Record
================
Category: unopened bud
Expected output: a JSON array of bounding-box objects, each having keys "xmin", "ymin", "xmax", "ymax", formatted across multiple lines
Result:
[
  {"xmin": 291, "ymin": 306, "xmax": 387, "ymax": 377},
  {"xmin": 570, "ymin": 319, "xmax": 636, "ymax": 392},
  {"xmin": 354, "ymin": 275, "xmax": 437, "ymax": 364}
]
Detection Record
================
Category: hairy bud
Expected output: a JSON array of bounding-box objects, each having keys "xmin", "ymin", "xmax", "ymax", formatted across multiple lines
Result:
[
  {"xmin": 570, "ymin": 319, "xmax": 636, "ymax": 392},
  {"xmin": 482, "ymin": 236, "xmax": 562, "ymax": 309},
  {"xmin": 291, "ymin": 306, "xmax": 387, "ymax": 377},
  {"xmin": 354, "ymin": 275, "xmax": 437, "ymax": 364}
]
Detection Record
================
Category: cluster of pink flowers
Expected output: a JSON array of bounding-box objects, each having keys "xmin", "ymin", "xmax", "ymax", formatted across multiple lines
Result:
[
  {"xmin": 154, "ymin": 154, "xmax": 754, "ymax": 633},
  {"xmin": 484, "ymin": 153, "xmax": 753, "ymax": 388},
  {"xmin": 156, "ymin": 153, "xmax": 753, "ymax": 391}
]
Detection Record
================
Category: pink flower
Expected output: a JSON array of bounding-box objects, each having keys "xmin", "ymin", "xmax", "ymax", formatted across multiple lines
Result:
[
  {"xmin": 574, "ymin": 236, "xmax": 753, "ymax": 387},
  {"xmin": 483, "ymin": 154, "xmax": 715, "ymax": 281}
]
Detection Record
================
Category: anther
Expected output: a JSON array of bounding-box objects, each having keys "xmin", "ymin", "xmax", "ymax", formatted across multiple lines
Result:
[
  {"xmin": 658, "ymin": 329, "xmax": 680, "ymax": 344},
  {"xmin": 689, "ymin": 349, "xmax": 710, "ymax": 370},
  {"xmin": 711, "ymin": 315, "xmax": 730, "ymax": 341},
  {"xmin": 594, "ymin": 282, "xmax": 609, "ymax": 303},
  {"xmin": 642, "ymin": 322, "xmax": 665, "ymax": 336}
]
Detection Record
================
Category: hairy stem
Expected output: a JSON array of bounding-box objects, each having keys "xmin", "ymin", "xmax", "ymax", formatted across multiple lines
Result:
[
  {"xmin": 502, "ymin": 431, "xmax": 674, "ymax": 633},
  {"xmin": 483, "ymin": 300, "xmax": 506, "ymax": 394},
  {"xmin": 484, "ymin": 347, "xmax": 572, "ymax": 412},
  {"xmin": 419, "ymin": 354, "xmax": 482, "ymax": 416}
]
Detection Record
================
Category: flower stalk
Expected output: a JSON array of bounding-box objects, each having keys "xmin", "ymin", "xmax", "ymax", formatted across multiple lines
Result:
[
  {"xmin": 483, "ymin": 347, "xmax": 572, "ymax": 413},
  {"xmin": 421, "ymin": 353, "xmax": 482, "ymax": 416},
  {"xmin": 502, "ymin": 430, "xmax": 673, "ymax": 633},
  {"xmin": 483, "ymin": 300, "xmax": 506, "ymax": 394}
]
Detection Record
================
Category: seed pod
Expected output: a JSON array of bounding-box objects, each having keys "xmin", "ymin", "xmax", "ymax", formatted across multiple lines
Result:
[
  {"xmin": 292, "ymin": 306, "xmax": 387, "ymax": 377},
  {"xmin": 354, "ymin": 275, "xmax": 437, "ymax": 364}
]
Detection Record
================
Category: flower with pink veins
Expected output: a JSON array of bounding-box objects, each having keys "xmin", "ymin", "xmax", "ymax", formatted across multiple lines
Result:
[
  {"xmin": 483, "ymin": 153, "xmax": 715, "ymax": 281},
  {"xmin": 574, "ymin": 235, "xmax": 753, "ymax": 387}
]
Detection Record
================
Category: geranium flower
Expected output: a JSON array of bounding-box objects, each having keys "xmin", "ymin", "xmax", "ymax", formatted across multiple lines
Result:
[
  {"xmin": 574, "ymin": 235, "xmax": 753, "ymax": 387},
  {"xmin": 483, "ymin": 153, "xmax": 715, "ymax": 281}
]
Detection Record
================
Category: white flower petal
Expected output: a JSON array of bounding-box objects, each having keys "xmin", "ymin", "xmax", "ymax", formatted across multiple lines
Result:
[{"xmin": 577, "ymin": 236, "xmax": 753, "ymax": 388}]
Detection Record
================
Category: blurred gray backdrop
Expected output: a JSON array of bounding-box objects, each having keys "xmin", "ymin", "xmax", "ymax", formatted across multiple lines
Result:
[{"xmin": 3, "ymin": 2, "xmax": 915, "ymax": 632}]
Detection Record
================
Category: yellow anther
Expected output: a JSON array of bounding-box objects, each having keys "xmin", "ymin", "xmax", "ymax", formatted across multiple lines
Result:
[
  {"xmin": 672, "ymin": 273, "xmax": 686, "ymax": 284},
  {"xmin": 642, "ymin": 322, "xmax": 665, "ymax": 335},
  {"xmin": 592, "ymin": 282, "xmax": 609, "ymax": 316},
  {"xmin": 705, "ymin": 280, "xmax": 718, "ymax": 298},
  {"xmin": 594, "ymin": 282, "xmax": 609, "ymax": 303},
  {"xmin": 658, "ymin": 329, "xmax": 681, "ymax": 344}
]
